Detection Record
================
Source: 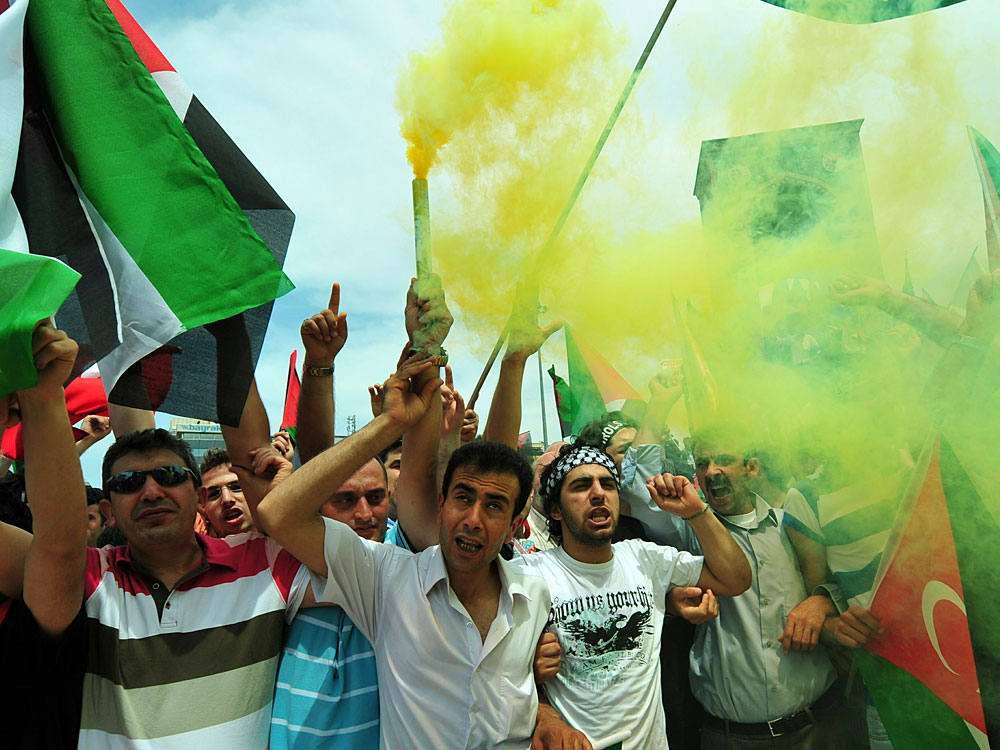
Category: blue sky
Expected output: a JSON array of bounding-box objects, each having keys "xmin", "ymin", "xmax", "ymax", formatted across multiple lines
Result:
[{"xmin": 70, "ymin": 0, "xmax": 1000, "ymax": 485}]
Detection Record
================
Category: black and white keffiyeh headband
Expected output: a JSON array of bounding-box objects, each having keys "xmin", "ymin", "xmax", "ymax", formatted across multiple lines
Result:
[{"xmin": 542, "ymin": 445, "xmax": 621, "ymax": 500}]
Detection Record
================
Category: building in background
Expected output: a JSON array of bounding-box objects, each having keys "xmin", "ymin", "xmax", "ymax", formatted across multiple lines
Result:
[{"xmin": 169, "ymin": 418, "xmax": 226, "ymax": 466}]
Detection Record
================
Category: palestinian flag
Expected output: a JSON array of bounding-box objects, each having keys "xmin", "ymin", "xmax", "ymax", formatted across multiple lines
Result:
[
  {"xmin": 0, "ymin": 248, "xmax": 80, "ymax": 395},
  {"xmin": 2, "ymin": 366, "xmax": 107, "ymax": 462},
  {"xmin": 279, "ymin": 350, "xmax": 300, "ymax": 445},
  {"xmin": 551, "ymin": 326, "xmax": 643, "ymax": 437},
  {"xmin": 4, "ymin": 0, "xmax": 295, "ymax": 426},
  {"xmin": 854, "ymin": 435, "xmax": 998, "ymax": 749},
  {"xmin": 759, "ymin": 0, "xmax": 968, "ymax": 24},
  {"xmin": 548, "ymin": 365, "xmax": 575, "ymax": 438},
  {"xmin": 969, "ymin": 127, "xmax": 1000, "ymax": 272}
]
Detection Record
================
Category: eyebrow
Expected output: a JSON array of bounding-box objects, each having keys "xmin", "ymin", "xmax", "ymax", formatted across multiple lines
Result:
[{"xmin": 452, "ymin": 482, "xmax": 510, "ymax": 505}]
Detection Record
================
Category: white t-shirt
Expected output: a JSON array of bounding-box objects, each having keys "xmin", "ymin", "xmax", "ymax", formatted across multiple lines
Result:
[{"xmin": 518, "ymin": 540, "xmax": 703, "ymax": 750}]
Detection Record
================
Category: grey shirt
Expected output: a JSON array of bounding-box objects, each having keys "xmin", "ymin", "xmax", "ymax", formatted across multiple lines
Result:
[{"xmin": 677, "ymin": 495, "xmax": 837, "ymax": 723}]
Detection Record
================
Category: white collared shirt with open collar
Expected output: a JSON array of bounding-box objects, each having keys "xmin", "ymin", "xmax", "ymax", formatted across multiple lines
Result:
[{"xmin": 313, "ymin": 516, "xmax": 551, "ymax": 749}]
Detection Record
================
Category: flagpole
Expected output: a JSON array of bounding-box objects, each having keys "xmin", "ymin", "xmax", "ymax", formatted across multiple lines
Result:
[
  {"xmin": 466, "ymin": 0, "xmax": 682, "ymax": 409},
  {"xmin": 538, "ymin": 352, "xmax": 550, "ymax": 447}
]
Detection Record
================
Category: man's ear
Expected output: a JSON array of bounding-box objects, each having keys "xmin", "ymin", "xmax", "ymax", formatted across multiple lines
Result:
[
  {"xmin": 745, "ymin": 457, "xmax": 761, "ymax": 479},
  {"xmin": 549, "ymin": 502, "xmax": 563, "ymax": 522},
  {"xmin": 505, "ymin": 510, "xmax": 526, "ymax": 545},
  {"xmin": 99, "ymin": 498, "xmax": 116, "ymax": 527},
  {"xmin": 197, "ymin": 486, "xmax": 208, "ymax": 507}
]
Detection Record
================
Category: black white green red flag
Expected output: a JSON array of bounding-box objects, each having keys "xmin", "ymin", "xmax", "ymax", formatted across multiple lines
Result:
[
  {"xmin": 280, "ymin": 350, "xmax": 300, "ymax": 445},
  {"xmin": 549, "ymin": 327, "xmax": 643, "ymax": 437},
  {"xmin": 854, "ymin": 434, "xmax": 998, "ymax": 749},
  {"xmin": 2, "ymin": 0, "xmax": 295, "ymax": 425},
  {"xmin": 759, "ymin": 0, "xmax": 968, "ymax": 24}
]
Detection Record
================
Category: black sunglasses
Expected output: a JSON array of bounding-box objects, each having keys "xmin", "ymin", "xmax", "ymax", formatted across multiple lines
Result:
[
  {"xmin": 106, "ymin": 465, "xmax": 194, "ymax": 494},
  {"xmin": 203, "ymin": 482, "xmax": 243, "ymax": 502}
]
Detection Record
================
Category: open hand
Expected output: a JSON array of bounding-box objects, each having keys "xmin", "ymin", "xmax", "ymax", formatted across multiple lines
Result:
[
  {"xmin": 380, "ymin": 352, "xmax": 444, "ymax": 431},
  {"xmin": 301, "ymin": 283, "xmax": 348, "ymax": 366},
  {"xmin": 829, "ymin": 273, "xmax": 892, "ymax": 308}
]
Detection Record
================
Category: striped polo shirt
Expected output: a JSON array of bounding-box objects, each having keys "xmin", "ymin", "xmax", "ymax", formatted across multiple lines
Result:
[
  {"xmin": 782, "ymin": 471, "xmax": 908, "ymax": 606},
  {"xmin": 79, "ymin": 533, "xmax": 310, "ymax": 749}
]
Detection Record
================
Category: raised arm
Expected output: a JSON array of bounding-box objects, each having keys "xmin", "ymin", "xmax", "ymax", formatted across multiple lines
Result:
[
  {"xmin": 646, "ymin": 473, "xmax": 751, "ymax": 596},
  {"xmin": 74, "ymin": 414, "xmax": 112, "ymax": 456},
  {"xmin": 635, "ymin": 371, "xmax": 683, "ymax": 446},
  {"xmin": 830, "ymin": 272, "xmax": 962, "ymax": 348},
  {"xmin": 395, "ymin": 276, "xmax": 452, "ymax": 551},
  {"xmin": 296, "ymin": 283, "xmax": 347, "ymax": 464},
  {"xmin": 19, "ymin": 323, "xmax": 88, "ymax": 635},
  {"xmin": 257, "ymin": 356, "xmax": 442, "ymax": 574},
  {"xmin": 483, "ymin": 283, "xmax": 562, "ymax": 448}
]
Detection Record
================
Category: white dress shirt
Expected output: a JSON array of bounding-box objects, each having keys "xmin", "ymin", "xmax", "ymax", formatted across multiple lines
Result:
[{"xmin": 314, "ymin": 516, "xmax": 551, "ymax": 749}]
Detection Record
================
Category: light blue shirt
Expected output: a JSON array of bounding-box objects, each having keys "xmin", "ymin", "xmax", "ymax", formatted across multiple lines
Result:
[
  {"xmin": 270, "ymin": 527, "xmax": 408, "ymax": 749},
  {"xmin": 678, "ymin": 495, "xmax": 837, "ymax": 723}
]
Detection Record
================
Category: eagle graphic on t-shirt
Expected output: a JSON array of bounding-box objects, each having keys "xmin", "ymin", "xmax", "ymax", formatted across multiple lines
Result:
[{"xmin": 561, "ymin": 607, "xmax": 653, "ymax": 658}]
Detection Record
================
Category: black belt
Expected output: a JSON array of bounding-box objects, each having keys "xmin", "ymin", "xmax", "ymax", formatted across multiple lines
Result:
[
  {"xmin": 702, "ymin": 683, "xmax": 839, "ymax": 739},
  {"xmin": 703, "ymin": 709, "xmax": 814, "ymax": 738}
]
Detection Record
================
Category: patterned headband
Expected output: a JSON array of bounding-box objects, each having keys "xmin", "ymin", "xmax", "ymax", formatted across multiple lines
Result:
[
  {"xmin": 542, "ymin": 445, "xmax": 621, "ymax": 501},
  {"xmin": 599, "ymin": 420, "xmax": 627, "ymax": 447}
]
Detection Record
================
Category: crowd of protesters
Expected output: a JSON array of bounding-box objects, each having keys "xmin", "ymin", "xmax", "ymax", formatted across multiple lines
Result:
[{"xmin": 2, "ymin": 266, "xmax": 999, "ymax": 750}]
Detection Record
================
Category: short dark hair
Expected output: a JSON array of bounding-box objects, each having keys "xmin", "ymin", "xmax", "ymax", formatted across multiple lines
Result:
[
  {"xmin": 441, "ymin": 441, "xmax": 533, "ymax": 519},
  {"xmin": 576, "ymin": 411, "xmax": 638, "ymax": 448},
  {"xmin": 199, "ymin": 448, "xmax": 231, "ymax": 477},
  {"xmin": 102, "ymin": 429, "xmax": 200, "ymax": 494},
  {"xmin": 378, "ymin": 437, "xmax": 403, "ymax": 463},
  {"xmin": 85, "ymin": 486, "xmax": 104, "ymax": 506}
]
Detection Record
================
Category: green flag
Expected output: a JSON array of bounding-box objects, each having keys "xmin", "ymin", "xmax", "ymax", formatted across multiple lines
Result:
[
  {"xmin": 968, "ymin": 126, "xmax": 1000, "ymax": 272},
  {"xmin": 0, "ymin": 249, "xmax": 81, "ymax": 394},
  {"xmin": 561, "ymin": 326, "xmax": 643, "ymax": 436},
  {"xmin": 22, "ymin": 0, "xmax": 294, "ymax": 403},
  {"xmin": 760, "ymin": 0, "xmax": 968, "ymax": 24}
]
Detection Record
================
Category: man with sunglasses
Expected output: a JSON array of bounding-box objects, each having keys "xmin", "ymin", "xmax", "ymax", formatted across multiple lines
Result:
[{"xmin": 74, "ymin": 428, "xmax": 313, "ymax": 748}]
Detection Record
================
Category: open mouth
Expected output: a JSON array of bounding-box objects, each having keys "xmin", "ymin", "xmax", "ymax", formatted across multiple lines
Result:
[
  {"xmin": 455, "ymin": 536, "xmax": 483, "ymax": 554},
  {"xmin": 222, "ymin": 508, "xmax": 244, "ymax": 523},
  {"xmin": 707, "ymin": 480, "xmax": 733, "ymax": 502},
  {"xmin": 588, "ymin": 508, "xmax": 612, "ymax": 526}
]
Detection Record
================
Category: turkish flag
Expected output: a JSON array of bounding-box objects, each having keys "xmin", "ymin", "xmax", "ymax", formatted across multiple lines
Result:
[{"xmin": 867, "ymin": 438, "xmax": 986, "ymax": 733}]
